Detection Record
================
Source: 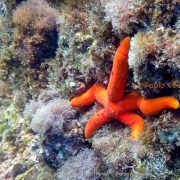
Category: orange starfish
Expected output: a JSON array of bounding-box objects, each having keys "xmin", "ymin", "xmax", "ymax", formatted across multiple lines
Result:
[{"xmin": 70, "ymin": 37, "xmax": 179, "ymax": 140}]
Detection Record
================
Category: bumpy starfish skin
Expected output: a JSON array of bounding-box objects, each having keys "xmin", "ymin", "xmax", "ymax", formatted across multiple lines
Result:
[
  {"xmin": 138, "ymin": 97, "xmax": 179, "ymax": 116},
  {"xmin": 70, "ymin": 85, "xmax": 95, "ymax": 107},
  {"xmin": 116, "ymin": 113, "xmax": 144, "ymax": 140},
  {"xmin": 107, "ymin": 36, "xmax": 130, "ymax": 102},
  {"xmin": 85, "ymin": 109, "xmax": 110, "ymax": 139},
  {"xmin": 70, "ymin": 37, "xmax": 179, "ymax": 140}
]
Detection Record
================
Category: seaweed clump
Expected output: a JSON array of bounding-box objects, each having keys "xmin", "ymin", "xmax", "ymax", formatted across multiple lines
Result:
[
  {"xmin": 0, "ymin": 0, "xmax": 61, "ymax": 99},
  {"xmin": 12, "ymin": 0, "xmax": 60, "ymax": 67},
  {"xmin": 102, "ymin": 0, "xmax": 153, "ymax": 35},
  {"xmin": 128, "ymin": 28, "xmax": 180, "ymax": 98},
  {"xmin": 55, "ymin": 148, "xmax": 101, "ymax": 180},
  {"xmin": 24, "ymin": 90, "xmax": 91, "ymax": 169},
  {"xmin": 102, "ymin": 0, "xmax": 180, "ymax": 35},
  {"xmin": 92, "ymin": 123, "xmax": 179, "ymax": 179},
  {"xmin": 49, "ymin": 0, "xmax": 119, "ymax": 98}
]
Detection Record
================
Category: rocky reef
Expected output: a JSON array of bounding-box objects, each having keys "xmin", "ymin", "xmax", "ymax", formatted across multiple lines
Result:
[{"xmin": 0, "ymin": 0, "xmax": 180, "ymax": 179}]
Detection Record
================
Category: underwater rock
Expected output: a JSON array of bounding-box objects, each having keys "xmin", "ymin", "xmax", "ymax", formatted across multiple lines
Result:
[
  {"xmin": 167, "ymin": 146, "xmax": 180, "ymax": 170},
  {"xmin": 73, "ymin": 32, "xmax": 94, "ymax": 53},
  {"xmin": 25, "ymin": 90, "xmax": 91, "ymax": 169},
  {"xmin": 1, "ymin": 0, "xmax": 180, "ymax": 179},
  {"xmin": 141, "ymin": 151, "xmax": 173, "ymax": 179},
  {"xmin": 15, "ymin": 165, "xmax": 55, "ymax": 180},
  {"xmin": 92, "ymin": 125, "xmax": 147, "ymax": 179},
  {"xmin": 152, "ymin": 0, "xmax": 180, "ymax": 29},
  {"xmin": 69, "ymin": 81, "xmax": 86, "ymax": 96},
  {"xmin": 103, "ymin": 0, "xmax": 180, "ymax": 35},
  {"xmin": 91, "ymin": 123, "xmax": 178, "ymax": 179},
  {"xmin": 53, "ymin": 0, "xmax": 119, "ymax": 98},
  {"xmin": 158, "ymin": 127, "xmax": 180, "ymax": 145},
  {"xmin": 0, "ymin": 2, "xmax": 7, "ymax": 17},
  {"xmin": 11, "ymin": 163, "xmax": 27, "ymax": 178},
  {"xmin": 42, "ymin": 133, "xmax": 91, "ymax": 169}
]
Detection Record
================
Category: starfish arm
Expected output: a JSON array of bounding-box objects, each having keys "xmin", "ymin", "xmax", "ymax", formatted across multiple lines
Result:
[
  {"xmin": 85, "ymin": 109, "xmax": 110, "ymax": 139},
  {"xmin": 70, "ymin": 85, "xmax": 95, "ymax": 107},
  {"xmin": 93, "ymin": 84, "xmax": 108, "ymax": 106},
  {"xmin": 70, "ymin": 84, "xmax": 108, "ymax": 107},
  {"xmin": 121, "ymin": 91, "xmax": 142, "ymax": 111},
  {"xmin": 138, "ymin": 97, "xmax": 179, "ymax": 116},
  {"xmin": 116, "ymin": 112, "xmax": 145, "ymax": 140},
  {"xmin": 107, "ymin": 37, "xmax": 130, "ymax": 103}
]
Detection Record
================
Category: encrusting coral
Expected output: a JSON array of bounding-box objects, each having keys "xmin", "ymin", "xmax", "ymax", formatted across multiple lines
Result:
[{"xmin": 71, "ymin": 37, "xmax": 179, "ymax": 140}]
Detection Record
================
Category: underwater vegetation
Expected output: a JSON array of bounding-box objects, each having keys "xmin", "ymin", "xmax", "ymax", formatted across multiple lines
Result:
[
  {"xmin": 102, "ymin": 0, "xmax": 180, "ymax": 35},
  {"xmin": 55, "ymin": 148, "xmax": 102, "ymax": 180},
  {"xmin": 129, "ymin": 28, "xmax": 180, "ymax": 98},
  {"xmin": 0, "ymin": 0, "xmax": 180, "ymax": 179},
  {"xmin": 24, "ymin": 90, "xmax": 91, "ymax": 169},
  {"xmin": 12, "ymin": 0, "xmax": 59, "ymax": 67}
]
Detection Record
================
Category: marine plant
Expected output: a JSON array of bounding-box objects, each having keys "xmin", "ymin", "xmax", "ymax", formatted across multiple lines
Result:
[
  {"xmin": 128, "ymin": 28, "xmax": 180, "ymax": 98},
  {"xmin": 12, "ymin": 0, "xmax": 60, "ymax": 66},
  {"xmin": 24, "ymin": 90, "xmax": 90, "ymax": 169},
  {"xmin": 102, "ymin": 0, "xmax": 152, "ymax": 35},
  {"xmin": 55, "ymin": 148, "xmax": 101, "ymax": 180}
]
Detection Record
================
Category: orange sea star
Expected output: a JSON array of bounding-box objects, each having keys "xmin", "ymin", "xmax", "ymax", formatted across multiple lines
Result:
[{"xmin": 70, "ymin": 37, "xmax": 179, "ymax": 140}]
